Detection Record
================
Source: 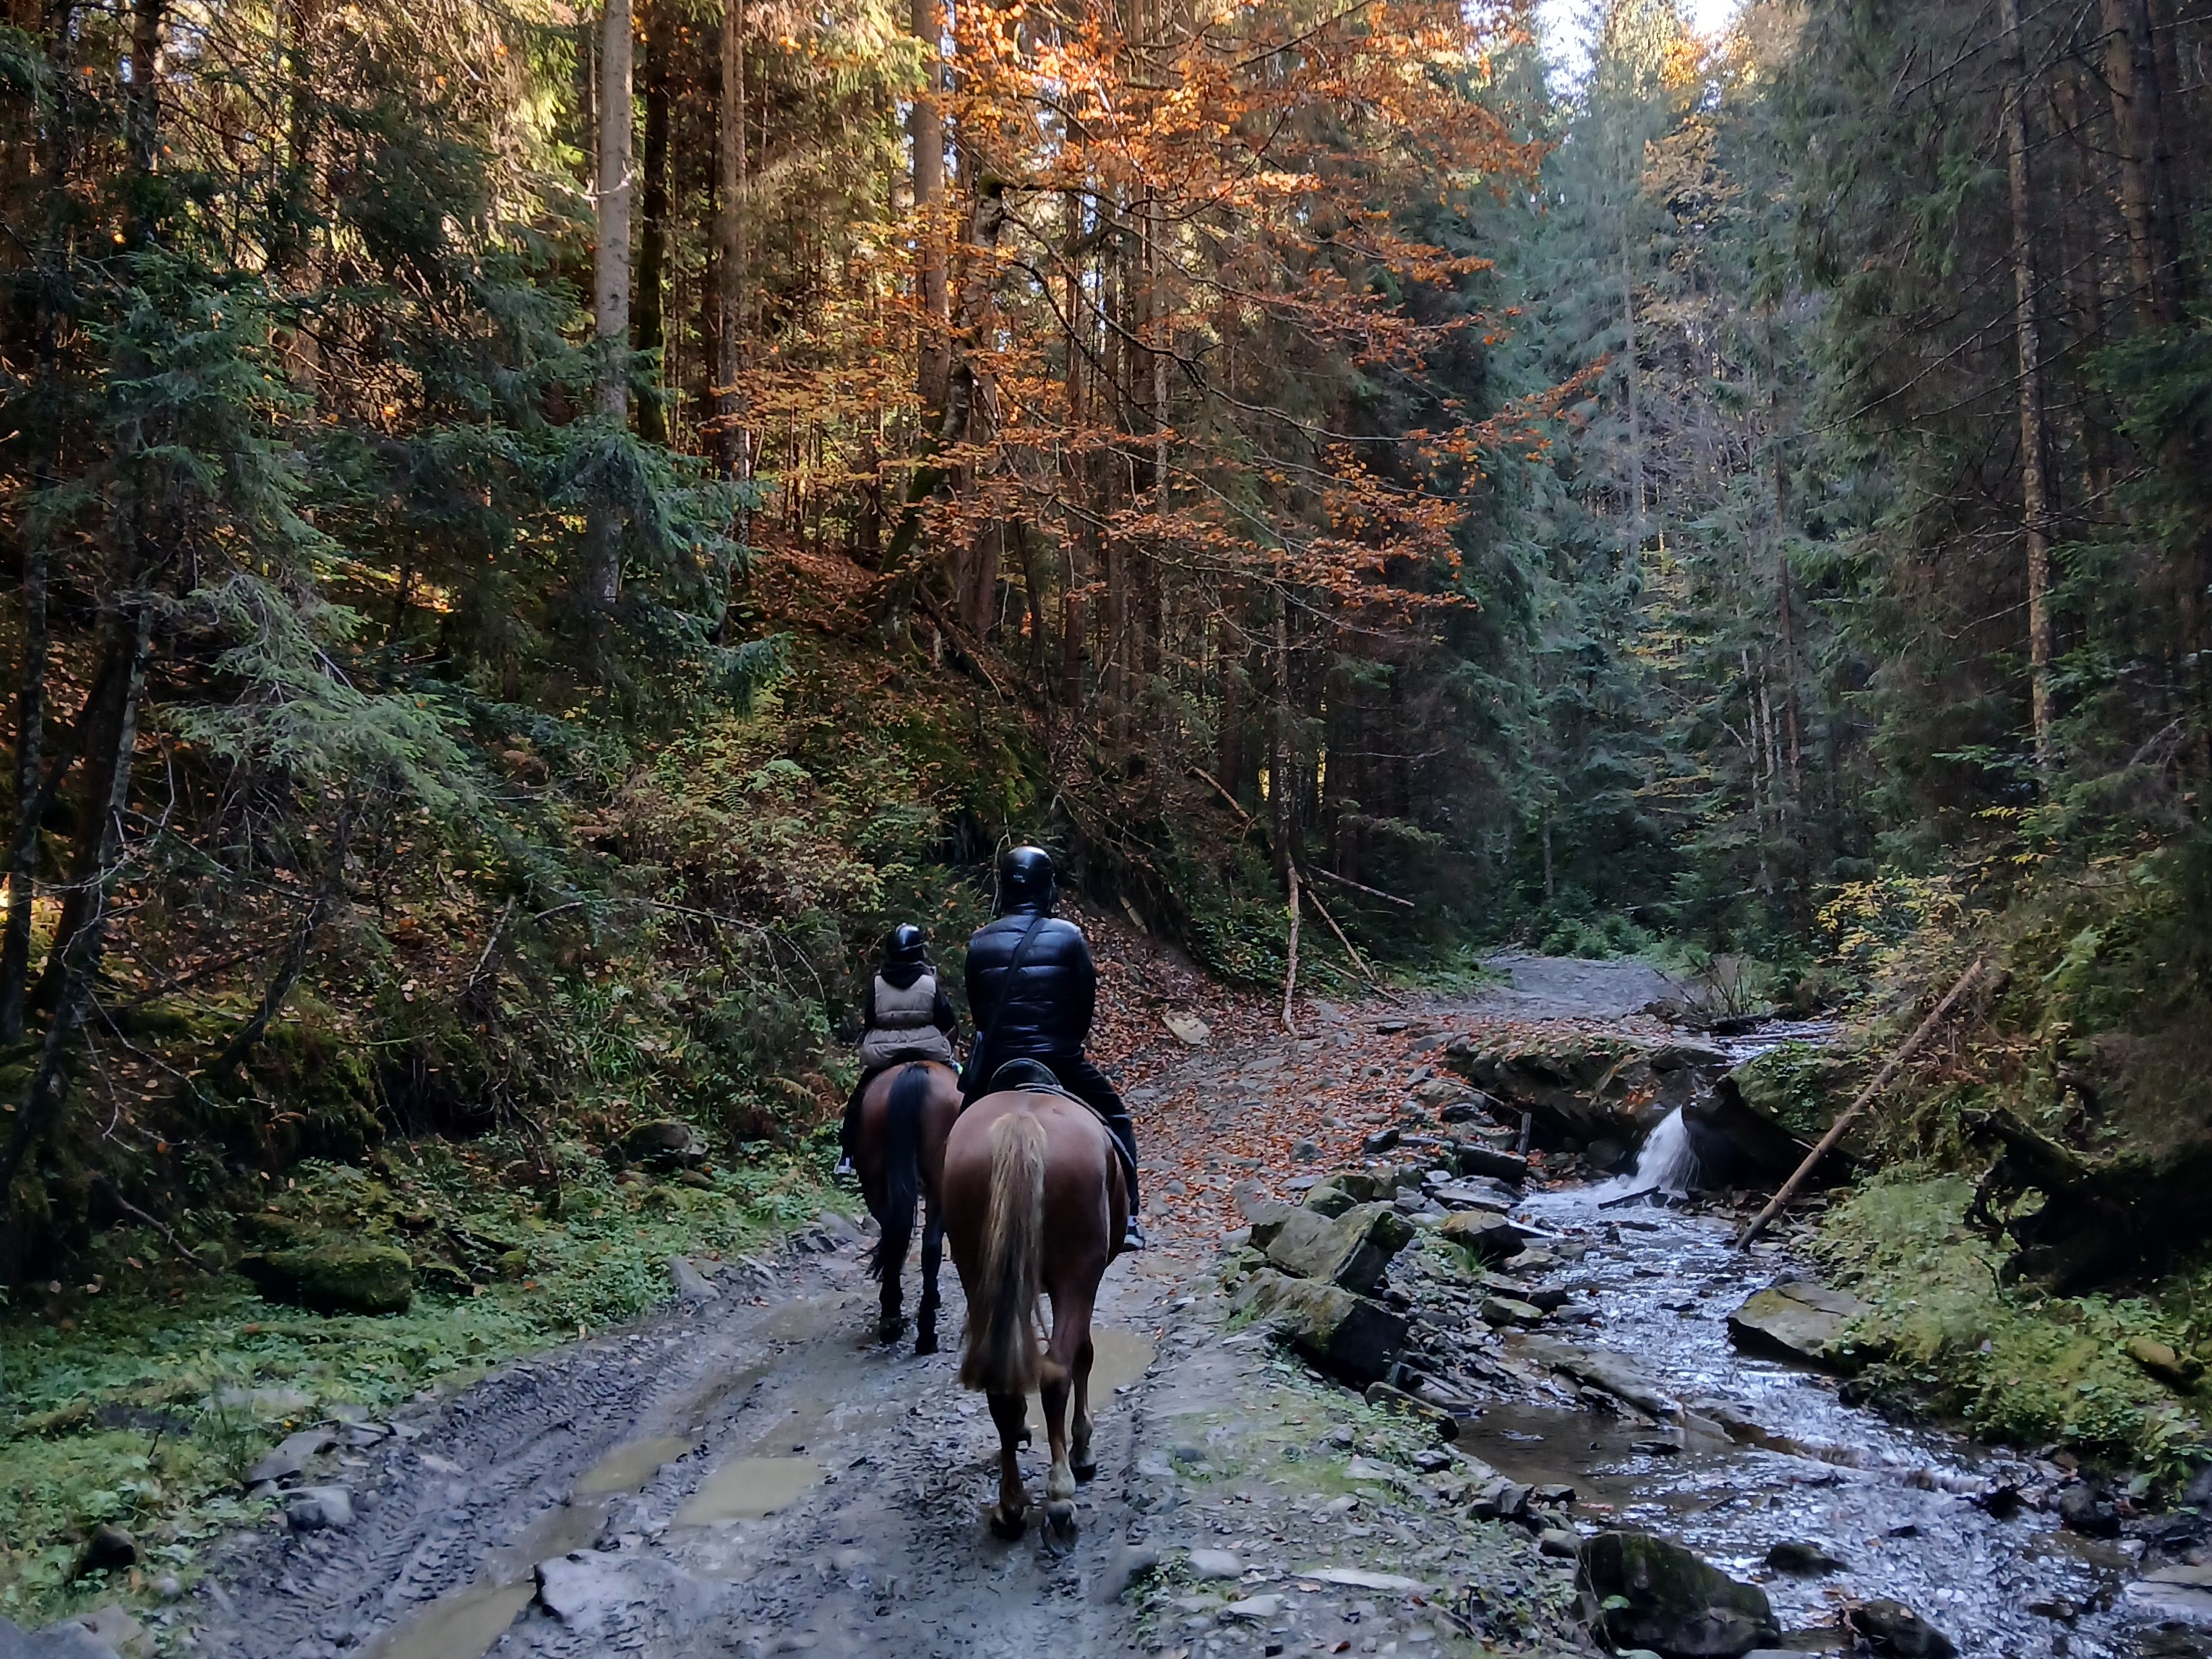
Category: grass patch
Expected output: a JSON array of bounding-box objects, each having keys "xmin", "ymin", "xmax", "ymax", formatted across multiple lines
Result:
[
  {"xmin": 0, "ymin": 1135, "xmax": 841, "ymax": 1626},
  {"xmin": 1814, "ymin": 1168, "xmax": 2212, "ymax": 1478}
]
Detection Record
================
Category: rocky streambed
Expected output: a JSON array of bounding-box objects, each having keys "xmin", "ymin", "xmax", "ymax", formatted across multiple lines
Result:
[{"xmin": 1220, "ymin": 1032, "xmax": 2209, "ymax": 1659}]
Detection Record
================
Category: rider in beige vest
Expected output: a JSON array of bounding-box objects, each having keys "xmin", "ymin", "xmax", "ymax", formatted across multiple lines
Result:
[{"xmin": 836, "ymin": 925, "xmax": 958, "ymax": 1174}]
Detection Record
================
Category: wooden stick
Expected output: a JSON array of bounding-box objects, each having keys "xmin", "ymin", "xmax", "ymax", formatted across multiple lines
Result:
[
  {"xmin": 1308, "ymin": 865, "xmax": 1415, "ymax": 909},
  {"xmin": 1282, "ymin": 865, "xmax": 1301, "ymax": 1037},
  {"xmin": 1189, "ymin": 766, "xmax": 1257, "ymax": 828},
  {"xmin": 1733, "ymin": 957, "xmax": 1986, "ymax": 1249},
  {"xmin": 1295, "ymin": 865, "xmax": 1379, "ymax": 986}
]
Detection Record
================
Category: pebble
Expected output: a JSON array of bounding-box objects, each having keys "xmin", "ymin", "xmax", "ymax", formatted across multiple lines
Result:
[{"xmin": 1187, "ymin": 1548, "xmax": 1243, "ymax": 1580}]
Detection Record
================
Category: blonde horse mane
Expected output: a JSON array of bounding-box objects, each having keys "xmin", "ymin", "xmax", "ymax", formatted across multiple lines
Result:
[{"xmin": 959, "ymin": 1110, "xmax": 1060, "ymax": 1395}]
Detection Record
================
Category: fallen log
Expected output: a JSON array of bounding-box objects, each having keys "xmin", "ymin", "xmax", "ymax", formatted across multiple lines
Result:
[{"xmin": 1734, "ymin": 957, "xmax": 1985, "ymax": 1249}]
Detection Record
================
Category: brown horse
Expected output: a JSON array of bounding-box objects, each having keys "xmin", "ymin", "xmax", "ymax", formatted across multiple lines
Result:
[
  {"xmin": 852, "ymin": 1060, "xmax": 964, "ymax": 1353},
  {"xmin": 942, "ymin": 1086, "xmax": 1128, "ymax": 1543}
]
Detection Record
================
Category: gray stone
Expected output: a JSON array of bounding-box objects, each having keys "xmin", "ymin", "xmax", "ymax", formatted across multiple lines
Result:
[
  {"xmin": 1449, "ymin": 1141, "xmax": 1529, "ymax": 1184},
  {"xmin": 1187, "ymin": 1548, "xmax": 1243, "ymax": 1580},
  {"xmin": 1219, "ymin": 1593, "xmax": 1284, "ymax": 1622},
  {"xmin": 1522, "ymin": 1337, "xmax": 1681, "ymax": 1420},
  {"xmin": 1439, "ymin": 1210, "xmax": 1526, "ymax": 1264},
  {"xmin": 621, "ymin": 1120, "xmax": 706, "ymax": 1170},
  {"xmin": 669, "ymin": 1256, "xmax": 721, "ymax": 1302},
  {"xmin": 1246, "ymin": 1202, "xmax": 1298, "ymax": 1250},
  {"xmin": 1764, "ymin": 1540, "xmax": 1843, "ymax": 1576},
  {"xmin": 1095, "ymin": 1544, "xmax": 1160, "ymax": 1603},
  {"xmin": 31, "ymin": 1604, "xmax": 141, "ymax": 1658},
  {"xmin": 1726, "ymin": 1282, "xmax": 1879, "ymax": 1371},
  {"xmin": 283, "ymin": 1487, "xmax": 355, "ymax": 1532},
  {"xmin": 1538, "ymin": 1528, "xmax": 1582, "ymax": 1558},
  {"xmin": 1577, "ymin": 1530, "xmax": 1779, "ymax": 1658},
  {"xmin": 2057, "ymin": 1481, "xmax": 2119, "ymax": 1538},
  {"xmin": 247, "ymin": 1428, "xmax": 338, "ymax": 1488},
  {"xmin": 1263, "ymin": 1201, "xmax": 1415, "ymax": 1294},
  {"xmin": 1480, "ymin": 1295, "xmax": 1545, "ymax": 1326},
  {"xmin": 1232, "ymin": 1269, "xmax": 1408, "ymax": 1388},
  {"xmin": 1846, "ymin": 1599, "xmax": 1955, "ymax": 1658},
  {"xmin": 1363, "ymin": 1128, "xmax": 1402, "ymax": 1154}
]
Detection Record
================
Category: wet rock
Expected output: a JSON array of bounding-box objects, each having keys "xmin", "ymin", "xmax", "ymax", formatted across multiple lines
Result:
[
  {"xmin": 1439, "ymin": 1211, "xmax": 1525, "ymax": 1265},
  {"xmin": 1430, "ymin": 1176, "xmax": 1520, "ymax": 1212},
  {"xmin": 1263, "ymin": 1201, "xmax": 1415, "ymax": 1295},
  {"xmin": 1521, "ymin": 1337, "xmax": 1680, "ymax": 1420},
  {"xmin": 1363, "ymin": 1128, "xmax": 1402, "ymax": 1154},
  {"xmin": 2124, "ymin": 1566, "xmax": 2212, "ymax": 1627},
  {"xmin": 2058, "ymin": 1480, "xmax": 2120, "ymax": 1538},
  {"xmin": 1445, "ymin": 1033, "xmax": 1729, "ymax": 1147},
  {"xmin": 71, "ymin": 1525, "xmax": 137, "ymax": 1577},
  {"xmin": 1577, "ymin": 1530, "xmax": 1780, "ymax": 1658},
  {"xmin": 1764, "ymin": 1540, "xmax": 1844, "ymax": 1575},
  {"xmin": 1539, "ymin": 1528, "xmax": 1582, "ymax": 1558},
  {"xmin": 239, "ymin": 1242, "xmax": 413, "ymax": 1316},
  {"xmin": 1448, "ymin": 1141, "xmax": 1529, "ymax": 1185},
  {"xmin": 669, "ymin": 1256, "xmax": 721, "ymax": 1302},
  {"xmin": 1725, "ymin": 1282, "xmax": 1877, "ymax": 1371},
  {"xmin": 1681, "ymin": 1075, "xmax": 1822, "ymax": 1187},
  {"xmin": 621, "ymin": 1119, "xmax": 706, "ymax": 1170},
  {"xmin": 1846, "ymin": 1599, "xmax": 1956, "ymax": 1658},
  {"xmin": 1095, "ymin": 1543, "xmax": 1160, "ymax": 1603},
  {"xmin": 2126, "ymin": 1335, "xmax": 2204, "ymax": 1391},
  {"xmin": 284, "ymin": 1486, "xmax": 355, "ymax": 1531},
  {"xmin": 1480, "ymin": 1295, "xmax": 1545, "ymax": 1326},
  {"xmin": 1233, "ymin": 1269, "xmax": 1407, "ymax": 1387},
  {"xmin": 1187, "ymin": 1549, "xmax": 1243, "ymax": 1580}
]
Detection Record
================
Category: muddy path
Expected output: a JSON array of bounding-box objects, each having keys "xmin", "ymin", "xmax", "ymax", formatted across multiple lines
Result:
[{"xmin": 174, "ymin": 951, "xmax": 2185, "ymax": 1659}]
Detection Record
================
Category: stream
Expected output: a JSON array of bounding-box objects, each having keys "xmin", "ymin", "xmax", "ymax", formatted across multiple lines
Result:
[{"xmin": 1452, "ymin": 1020, "xmax": 2157, "ymax": 1659}]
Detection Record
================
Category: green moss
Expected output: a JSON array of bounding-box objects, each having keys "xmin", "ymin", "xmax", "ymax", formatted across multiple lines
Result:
[
  {"xmin": 1814, "ymin": 1169, "xmax": 2211, "ymax": 1475},
  {"xmin": 239, "ymin": 1242, "xmax": 414, "ymax": 1315}
]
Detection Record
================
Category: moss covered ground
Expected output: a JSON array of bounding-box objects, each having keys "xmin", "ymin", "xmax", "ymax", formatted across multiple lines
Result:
[
  {"xmin": 1812, "ymin": 1168, "xmax": 2211, "ymax": 1480},
  {"xmin": 0, "ymin": 1134, "xmax": 841, "ymax": 1627}
]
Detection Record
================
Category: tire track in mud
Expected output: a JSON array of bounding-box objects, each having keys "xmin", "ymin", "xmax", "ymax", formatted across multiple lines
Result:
[{"xmin": 196, "ymin": 1233, "xmax": 1188, "ymax": 1659}]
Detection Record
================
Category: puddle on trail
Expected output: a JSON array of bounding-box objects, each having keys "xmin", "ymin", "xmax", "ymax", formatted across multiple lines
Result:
[
  {"xmin": 1026, "ymin": 1325, "xmax": 1157, "ymax": 1436},
  {"xmin": 359, "ymin": 1581, "xmax": 536, "ymax": 1659},
  {"xmin": 1509, "ymin": 1181, "xmax": 2151, "ymax": 1658},
  {"xmin": 673, "ymin": 1454, "xmax": 823, "ymax": 1523},
  {"xmin": 572, "ymin": 1434, "xmax": 693, "ymax": 1496}
]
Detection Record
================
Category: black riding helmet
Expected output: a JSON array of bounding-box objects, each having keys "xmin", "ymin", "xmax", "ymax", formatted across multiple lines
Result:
[
  {"xmin": 882, "ymin": 923, "xmax": 929, "ymax": 968},
  {"xmin": 995, "ymin": 845, "xmax": 1058, "ymax": 916}
]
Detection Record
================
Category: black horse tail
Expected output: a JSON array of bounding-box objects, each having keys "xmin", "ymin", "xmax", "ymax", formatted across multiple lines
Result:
[{"xmin": 865, "ymin": 1063, "xmax": 929, "ymax": 1286}]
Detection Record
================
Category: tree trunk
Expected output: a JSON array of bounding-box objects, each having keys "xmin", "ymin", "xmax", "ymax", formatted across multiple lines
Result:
[
  {"xmin": 910, "ymin": 0, "xmax": 949, "ymax": 421},
  {"xmin": 0, "ymin": 537, "xmax": 46, "ymax": 1043},
  {"xmin": 715, "ymin": 0, "xmax": 749, "ymax": 489},
  {"xmin": 634, "ymin": 2, "xmax": 670, "ymax": 445},
  {"xmin": 586, "ymin": 0, "xmax": 634, "ymax": 675},
  {"xmin": 2002, "ymin": 0, "xmax": 2057, "ymax": 779},
  {"xmin": 2099, "ymin": 0, "xmax": 2182, "ymax": 326},
  {"xmin": 1620, "ymin": 223, "xmax": 1645, "ymax": 554},
  {"xmin": 0, "ymin": 607, "xmax": 150, "ymax": 1227}
]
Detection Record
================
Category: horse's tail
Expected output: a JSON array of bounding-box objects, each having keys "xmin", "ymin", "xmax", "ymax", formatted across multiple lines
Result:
[
  {"xmin": 864, "ymin": 1063, "xmax": 930, "ymax": 1286},
  {"xmin": 959, "ymin": 1110, "xmax": 1052, "ymax": 1396}
]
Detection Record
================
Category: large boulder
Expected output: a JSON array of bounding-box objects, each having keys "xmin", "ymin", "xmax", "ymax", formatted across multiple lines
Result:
[
  {"xmin": 1726, "ymin": 1282, "xmax": 1879, "ymax": 1372},
  {"xmin": 1439, "ymin": 1210, "xmax": 1527, "ymax": 1266},
  {"xmin": 1264, "ymin": 1201, "xmax": 1415, "ymax": 1294},
  {"xmin": 1233, "ymin": 1269, "xmax": 1408, "ymax": 1388},
  {"xmin": 1444, "ymin": 1034, "xmax": 1731, "ymax": 1149},
  {"xmin": 620, "ymin": 1120, "xmax": 707, "ymax": 1171},
  {"xmin": 240, "ymin": 1241, "xmax": 413, "ymax": 1315},
  {"xmin": 1680, "ymin": 1076, "xmax": 1820, "ymax": 1186},
  {"xmin": 1577, "ymin": 1530, "xmax": 1780, "ymax": 1657}
]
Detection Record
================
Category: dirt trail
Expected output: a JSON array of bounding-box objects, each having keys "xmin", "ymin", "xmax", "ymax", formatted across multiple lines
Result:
[{"xmin": 183, "ymin": 952, "xmax": 1669, "ymax": 1659}]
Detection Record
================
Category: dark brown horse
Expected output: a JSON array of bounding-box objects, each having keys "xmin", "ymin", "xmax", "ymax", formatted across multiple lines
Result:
[
  {"xmin": 852, "ymin": 1060, "xmax": 963, "ymax": 1353},
  {"xmin": 942, "ymin": 1086, "xmax": 1128, "ymax": 1543}
]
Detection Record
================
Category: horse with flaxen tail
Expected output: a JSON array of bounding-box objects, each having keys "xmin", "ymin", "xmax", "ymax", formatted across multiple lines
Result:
[
  {"xmin": 851, "ymin": 1060, "xmax": 962, "ymax": 1353},
  {"xmin": 943, "ymin": 1078, "xmax": 1128, "ymax": 1544}
]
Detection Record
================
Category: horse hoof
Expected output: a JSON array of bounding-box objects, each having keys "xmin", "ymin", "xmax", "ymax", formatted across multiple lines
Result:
[
  {"xmin": 1044, "ymin": 1501, "xmax": 1078, "ymax": 1545},
  {"xmin": 1070, "ymin": 1459, "xmax": 1097, "ymax": 1483},
  {"xmin": 1019, "ymin": 1427, "xmax": 1032, "ymax": 1449},
  {"xmin": 878, "ymin": 1316, "xmax": 907, "ymax": 1344},
  {"xmin": 913, "ymin": 1330, "xmax": 938, "ymax": 1357},
  {"xmin": 988, "ymin": 1504, "xmax": 1027, "ymax": 1540}
]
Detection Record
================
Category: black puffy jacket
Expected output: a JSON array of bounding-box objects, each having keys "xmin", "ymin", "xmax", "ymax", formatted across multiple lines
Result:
[{"xmin": 964, "ymin": 905, "xmax": 1097, "ymax": 1063}]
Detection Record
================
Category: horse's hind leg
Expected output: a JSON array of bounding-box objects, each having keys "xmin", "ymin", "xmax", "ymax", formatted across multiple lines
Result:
[
  {"xmin": 914, "ymin": 1196, "xmax": 944, "ymax": 1357},
  {"xmin": 1039, "ymin": 1289, "xmax": 1092, "ymax": 1543},
  {"xmin": 985, "ymin": 1389, "xmax": 1029, "ymax": 1539},
  {"xmin": 1068, "ymin": 1321, "xmax": 1097, "ymax": 1484}
]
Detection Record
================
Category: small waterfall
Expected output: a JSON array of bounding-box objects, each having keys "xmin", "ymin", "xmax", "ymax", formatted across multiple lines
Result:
[{"xmin": 1593, "ymin": 1105, "xmax": 1702, "ymax": 1204}]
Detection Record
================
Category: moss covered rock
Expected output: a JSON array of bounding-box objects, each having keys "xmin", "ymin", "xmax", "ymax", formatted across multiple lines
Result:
[
  {"xmin": 241, "ymin": 1241, "xmax": 414, "ymax": 1315},
  {"xmin": 1577, "ymin": 1530, "xmax": 1779, "ymax": 1657}
]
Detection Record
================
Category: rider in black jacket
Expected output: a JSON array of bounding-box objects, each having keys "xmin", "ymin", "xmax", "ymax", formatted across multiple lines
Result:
[{"xmin": 963, "ymin": 846, "xmax": 1144, "ymax": 1249}]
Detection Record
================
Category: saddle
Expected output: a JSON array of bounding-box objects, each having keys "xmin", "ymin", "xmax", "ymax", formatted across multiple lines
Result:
[{"xmin": 987, "ymin": 1059, "xmax": 1136, "ymax": 1187}]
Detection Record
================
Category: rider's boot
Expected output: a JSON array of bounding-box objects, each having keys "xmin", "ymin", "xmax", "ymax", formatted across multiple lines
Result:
[{"xmin": 1122, "ymin": 1214, "xmax": 1146, "ymax": 1251}]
